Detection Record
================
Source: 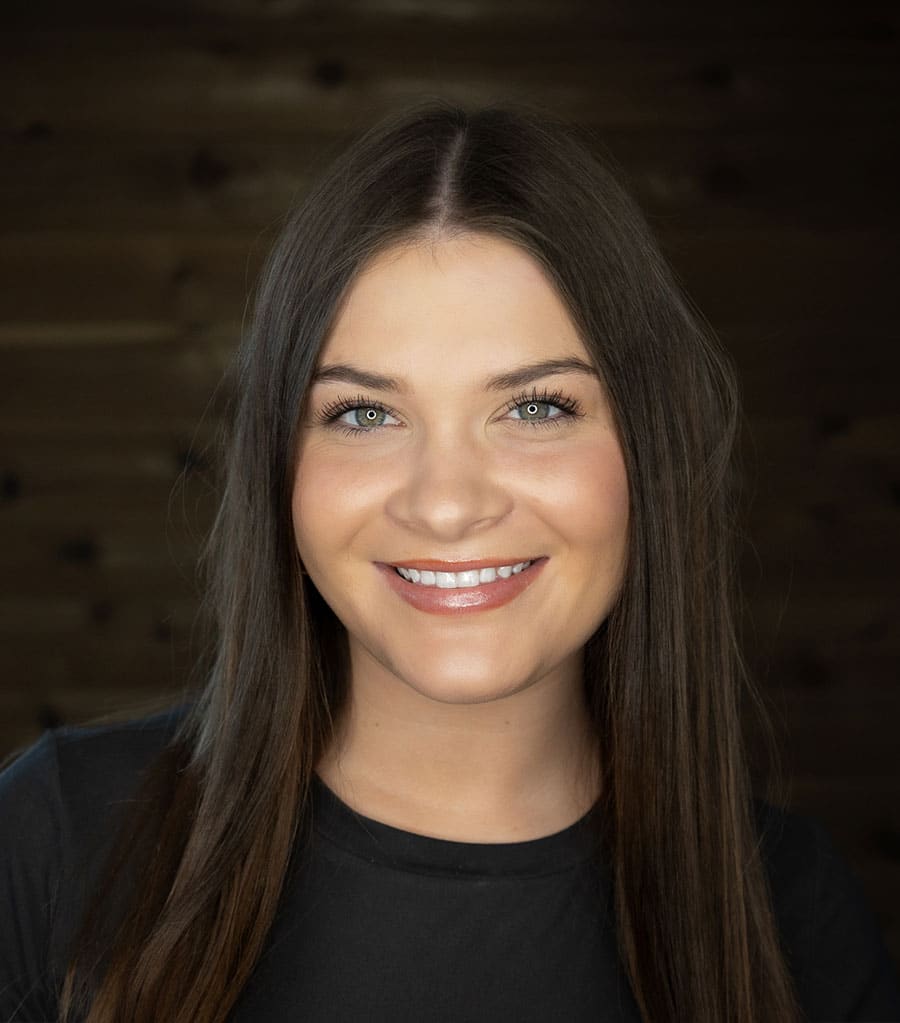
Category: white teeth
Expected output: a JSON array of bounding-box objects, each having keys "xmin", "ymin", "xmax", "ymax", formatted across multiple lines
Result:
[{"xmin": 394, "ymin": 561, "xmax": 534, "ymax": 588}]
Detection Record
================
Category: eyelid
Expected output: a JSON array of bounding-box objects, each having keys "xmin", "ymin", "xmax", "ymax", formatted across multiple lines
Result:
[
  {"xmin": 315, "ymin": 393, "xmax": 401, "ymax": 424},
  {"xmin": 307, "ymin": 393, "xmax": 402, "ymax": 439},
  {"xmin": 502, "ymin": 387, "xmax": 583, "ymax": 419},
  {"xmin": 313, "ymin": 387, "xmax": 583, "ymax": 436}
]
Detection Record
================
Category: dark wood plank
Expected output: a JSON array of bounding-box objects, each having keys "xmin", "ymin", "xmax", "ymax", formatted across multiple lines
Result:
[
  {"xmin": 3, "ymin": 26, "xmax": 898, "ymax": 141},
  {"xmin": 4, "ymin": 0, "xmax": 899, "ymax": 38}
]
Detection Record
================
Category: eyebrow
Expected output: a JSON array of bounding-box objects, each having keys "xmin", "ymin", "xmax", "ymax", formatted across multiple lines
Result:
[{"xmin": 311, "ymin": 356, "xmax": 599, "ymax": 393}]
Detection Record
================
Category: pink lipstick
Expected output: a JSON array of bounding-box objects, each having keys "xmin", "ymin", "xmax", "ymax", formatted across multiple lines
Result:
[{"xmin": 375, "ymin": 557, "xmax": 547, "ymax": 615}]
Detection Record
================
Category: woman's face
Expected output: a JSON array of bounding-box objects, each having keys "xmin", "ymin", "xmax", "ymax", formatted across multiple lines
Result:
[{"xmin": 293, "ymin": 232, "xmax": 629, "ymax": 706}]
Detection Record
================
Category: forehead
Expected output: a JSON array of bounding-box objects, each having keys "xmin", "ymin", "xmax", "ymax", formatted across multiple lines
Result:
[{"xmin": 320, "ymin": 232, "xmax": 589, "ymax": 376}]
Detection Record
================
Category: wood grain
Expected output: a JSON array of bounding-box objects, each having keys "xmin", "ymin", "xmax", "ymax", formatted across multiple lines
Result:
[{"xmin": 1, "ymin": 0, "xmax": 898, "ymax": 968}]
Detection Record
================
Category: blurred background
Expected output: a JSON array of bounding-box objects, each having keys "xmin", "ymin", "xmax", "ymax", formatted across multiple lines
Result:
[{"xmin": 1, "ymin": 0, "xmax": 898, "ymax": 963}]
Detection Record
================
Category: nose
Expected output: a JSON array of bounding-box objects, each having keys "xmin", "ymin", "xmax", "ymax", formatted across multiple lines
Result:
[{"xmin": 384, "ymin": 429, "xmax": 513, "ymax": 542}]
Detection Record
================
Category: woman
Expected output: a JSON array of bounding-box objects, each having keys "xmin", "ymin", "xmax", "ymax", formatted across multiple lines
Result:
[{"xmin": 1, "ymin": 103, "xmax": 898, "ymax": 1022}]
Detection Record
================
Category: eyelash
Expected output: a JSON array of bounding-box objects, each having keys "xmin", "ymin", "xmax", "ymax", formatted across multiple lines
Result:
[
  {"xmin": 314, "ymin": 388, "xmax": 583, "ymax": 437},
  {"xmin": 504, "ymin": 388, "xmax": 583, "ymax": 424},
  {"xmin": 314, "ymin": 393, "xmax": 399, "ymax": 437}
]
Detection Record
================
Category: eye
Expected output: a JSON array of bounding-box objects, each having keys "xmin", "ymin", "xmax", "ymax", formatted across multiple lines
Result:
[
  {"xmin": 509, "ymin": 400, "xmax": 564, "ymax": 422},
  {"xmin": 314, "ymin": 394, "xmax": 402, "ymax": 436},
  {"xmin": 504, "ymin": 389, "xmax": 583, "ymax": 427},
  {"xmin": 336, "ymin": 406, "xmax": 398, "ymax": 429}
]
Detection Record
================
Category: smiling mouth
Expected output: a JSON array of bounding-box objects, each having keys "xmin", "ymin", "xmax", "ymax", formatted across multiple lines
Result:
[
  {"xmin": 391, "ymin": 560, "xmax": 537, "ymax": 589},
  {"xmin": 379, "ymin": 557, "xmax": 546, "ymax": 615}
]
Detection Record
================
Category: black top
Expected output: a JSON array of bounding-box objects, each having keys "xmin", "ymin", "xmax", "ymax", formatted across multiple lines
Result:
[{"xmin": 1, "ymin": 708, "xmax": 899, "ymax": 1022}]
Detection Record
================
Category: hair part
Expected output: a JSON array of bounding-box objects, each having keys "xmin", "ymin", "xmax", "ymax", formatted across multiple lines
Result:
[{"xmin": 60, "ymin": 100, "xmax": 799, "ymax": 1022}]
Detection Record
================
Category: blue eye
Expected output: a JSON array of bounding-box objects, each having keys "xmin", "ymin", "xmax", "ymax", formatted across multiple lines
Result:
[
  {"xmin": 339, "ymin": 406, "xmax": 394, "ymax": 429},
  {"xmin": 316, "ymin": 394, "xmax": 402, "ymax": 436},
  {"xmin": 315, "ymin": 388, "xmax": 583, "ymax": 437},
  {"xmin": 505, "ymin": 389, "xmax": 582, "ymax": 427},
  {"xmin": 509, "ymin": 400, "xmax": 563, "ymax": 422}
]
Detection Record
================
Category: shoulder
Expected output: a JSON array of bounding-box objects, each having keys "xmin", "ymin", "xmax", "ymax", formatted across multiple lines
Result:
[
  {"xmin": 3, "ymin": 703, "xmax": 192, "ymax": 863},
  {"xmin": 754, "ymin": 799, "xmax": 900, "ymax": 1021},
  {"xmin": 0, "ymin": 704, "xmax": 190, "ymax": 1020},
  {"xmin": 2, "ymin": 704, "xmax": 190, "ymax": 850},
  {"xmin": 2, "ymin": 702, "xmax": 190, "ymax": 785},
  {"xmin": 49, "ymin": 705, "xmax": 190, "ymax": 819}
]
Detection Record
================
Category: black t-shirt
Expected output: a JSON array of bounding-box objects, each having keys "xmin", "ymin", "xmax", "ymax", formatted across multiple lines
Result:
[{"xmin": 1, "ymin": 708, "xmax": 899, "ymax": 1022}]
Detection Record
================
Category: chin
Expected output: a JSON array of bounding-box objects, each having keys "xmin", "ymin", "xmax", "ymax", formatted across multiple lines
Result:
[
  {"xmin": 390, "ymin": 656, "xmax": 538, "ymax": 706},
  {"xmin": 349, "ymin": 631, "xmax": 559, "ymax": 708},
  {"xmin": 410, "ymin": 678, "xmax": 525, "ymax": 706}
]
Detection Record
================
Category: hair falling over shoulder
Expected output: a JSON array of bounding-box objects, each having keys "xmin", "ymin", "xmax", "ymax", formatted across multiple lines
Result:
[{"xmin": 59, "ymin": 103, "xmax": 801, "ymax": 1023}]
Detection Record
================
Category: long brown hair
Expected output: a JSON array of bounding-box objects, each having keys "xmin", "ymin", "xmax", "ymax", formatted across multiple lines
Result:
[{"xmin": 60, "ymin": 102, "xmax": 800, "ymax": 1022}]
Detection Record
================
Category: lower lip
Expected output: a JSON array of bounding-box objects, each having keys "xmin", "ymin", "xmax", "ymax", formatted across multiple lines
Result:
[{"xmin": 376, "ymin": 559, "xmax": 547, "ymax": 616}]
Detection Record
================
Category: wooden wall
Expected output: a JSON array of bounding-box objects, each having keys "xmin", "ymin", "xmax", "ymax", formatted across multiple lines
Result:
[{"xmin": 2, "ymin": 0, "xmax": 899, "ymax": 962}]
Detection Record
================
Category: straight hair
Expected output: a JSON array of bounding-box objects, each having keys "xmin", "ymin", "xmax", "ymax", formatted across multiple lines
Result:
[{"xmin": 60, "ymin": 102, "xmax": 800, "ymax": 1022}]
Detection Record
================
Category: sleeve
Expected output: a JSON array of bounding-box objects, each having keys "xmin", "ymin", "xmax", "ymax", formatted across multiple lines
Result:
[
  {"xmin": 796, "ymin": 816, "xmax": 900, "ymax": 1022},
  {"xmin": 0, "ymin": 732, "xmax": 64, "ymax": 1023}
]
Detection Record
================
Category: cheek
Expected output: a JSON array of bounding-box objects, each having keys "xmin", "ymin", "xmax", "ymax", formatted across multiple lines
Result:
[
  {"xmin": 291, "ymin": 449, "xmax": 334, "ymax": 562},
  {"xmin": 523, "ymin": 437, "xmax": 629, "ymax": 551},
  {"xmin": 291, "ymin": 444, "xmax": 390, "ymax": 561},
  {"xmin": 293, "ymin": 434, "xmax": 629, "ymax": 566}
]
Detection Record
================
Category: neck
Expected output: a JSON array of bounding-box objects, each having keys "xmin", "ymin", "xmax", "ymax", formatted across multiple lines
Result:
[{"xmin": 316, "ymin": 651, "xmax": 601, "ymax": 843}]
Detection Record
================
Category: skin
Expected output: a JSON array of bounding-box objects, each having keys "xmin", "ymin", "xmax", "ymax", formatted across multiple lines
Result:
[{"xmin": 293, "ymin": 232, "xmax": 629, "ymax": 842}]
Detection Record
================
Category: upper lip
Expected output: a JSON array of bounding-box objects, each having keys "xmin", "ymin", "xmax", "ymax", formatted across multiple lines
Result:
[{"xmin": 384, "ymin": 557, "xmax": 542, "ymax": 571}]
